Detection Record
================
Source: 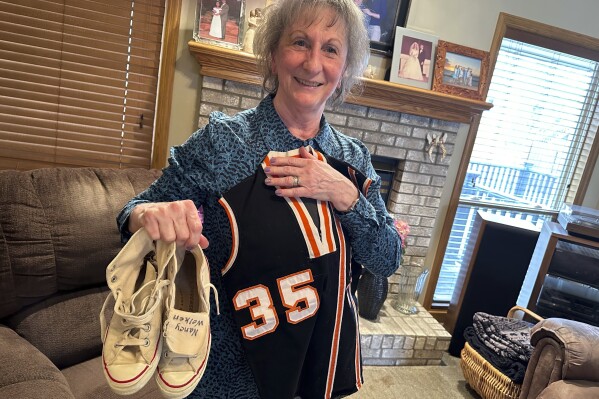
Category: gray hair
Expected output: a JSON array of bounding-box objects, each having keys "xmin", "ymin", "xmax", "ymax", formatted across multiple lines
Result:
[{"xmin": 253, "ymin": 0, "xmax": 370, "ymax": 105}]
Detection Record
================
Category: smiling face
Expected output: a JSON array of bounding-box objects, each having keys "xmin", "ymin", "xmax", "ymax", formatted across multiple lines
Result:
[{"xmin": 271, "ymin": 7, "xmax": 348, "ymax": 116}]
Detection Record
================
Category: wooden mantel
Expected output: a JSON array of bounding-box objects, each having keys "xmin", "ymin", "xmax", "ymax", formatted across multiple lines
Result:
[{"xmin": 188, "ymin": 41, "xmax": 493, "ymax": 124}]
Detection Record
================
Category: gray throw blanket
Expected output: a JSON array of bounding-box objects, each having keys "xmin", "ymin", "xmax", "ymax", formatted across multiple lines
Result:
[
  {"xmin": 463, "ymin": 326, "xmax": 528, "ymax": 384},
  {"xmin": 472, "ymin": 312, "xmax": 535, "ymax": 362}
]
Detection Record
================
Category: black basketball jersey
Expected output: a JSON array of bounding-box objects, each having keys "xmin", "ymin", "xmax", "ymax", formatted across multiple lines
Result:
[{"xmin": 218, "ymin": 148, "xmax": 372, "ymax": 399}]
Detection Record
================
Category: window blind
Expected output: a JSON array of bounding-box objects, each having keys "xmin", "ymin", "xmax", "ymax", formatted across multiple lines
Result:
[
  {"xmin": 0, "ymin": 0, "xmax": 165, "ymax": 170},
  {"xmin": 470, "ymin": 39, "xmax": 599, "ymax": 211}
]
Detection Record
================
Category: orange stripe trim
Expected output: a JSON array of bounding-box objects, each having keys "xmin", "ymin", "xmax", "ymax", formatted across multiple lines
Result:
[
  {"xmin": 264, "ymin": 151, "xmax": 323, "ymax": 258},
  {"xmin": 347, "ymin": 285, "xmax": 363, "ymax": 388},
  {"xmin": 309, "ymin": 149, "xmax": 333, "ymax": 254},
  {"xmin": 289, "ymin": 197, "xmax": 321, "ymax": 258},
  {"xmin": 321, "ymin": 202, "xmax": 334, "ymax": 252},
  {"xmin": 348, "ymin": 167, "xmax": 358, "ymax": 188},
  {"xmin": 325, "ymin": 217, "xmax": 346, "ymax": 398},
  {"xmin": 363, "ymin": 179, "xmax": 372, "ymax": 196}
]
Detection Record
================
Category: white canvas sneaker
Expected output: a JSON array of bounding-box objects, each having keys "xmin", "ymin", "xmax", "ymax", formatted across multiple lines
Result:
[
  {"xmin": 100, "ymin": 228, "xmax": 173, "ymax": 396},
  {"xmin": 155, "ymin": 245, "xmax": 218, "ymax": 399}
]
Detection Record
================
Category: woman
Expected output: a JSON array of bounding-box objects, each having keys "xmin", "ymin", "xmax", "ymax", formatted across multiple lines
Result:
[
  {"xmin": 208, "ymin": 1, "xmax": 222, "ymax": 38},
  {"xmin": 399, "ymin": 41, "xmax": 424, "ymax": 81},
  {"xmin": 118, "ymin": 0, "xmax": 401, "ymax": 397}
]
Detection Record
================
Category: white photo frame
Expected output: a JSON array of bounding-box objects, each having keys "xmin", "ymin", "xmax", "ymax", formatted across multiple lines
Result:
[{"xmin": 389, "ymin": 27, "xmax": 438, "ymax": 89}]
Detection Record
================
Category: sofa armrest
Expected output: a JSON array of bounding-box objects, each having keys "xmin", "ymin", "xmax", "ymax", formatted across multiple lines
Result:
[
  {"xmin": 537, "ymin": 380, "xmax": 599, "ymax": 399},
  {"xmin": 519, "ymin": 336, "xmax": 564, "ymax": 399},
  {"xmin": 0, "ymin": 325, "xmax": 74, "ymax": 399},
  {"xmin": 531, "ymin": 318, "xmax": 599, "ymax": 382}
]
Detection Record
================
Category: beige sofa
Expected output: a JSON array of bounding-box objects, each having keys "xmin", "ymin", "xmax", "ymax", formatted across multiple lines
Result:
[{"xmin": 0, "ymin": 167, "xmax": 165, "ymax": 398}]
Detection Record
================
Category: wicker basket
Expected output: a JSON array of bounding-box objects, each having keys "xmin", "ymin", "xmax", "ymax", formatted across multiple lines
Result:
[{"xmin": 459, "ymin": 306, "xmax": 543, "ymax": 399}]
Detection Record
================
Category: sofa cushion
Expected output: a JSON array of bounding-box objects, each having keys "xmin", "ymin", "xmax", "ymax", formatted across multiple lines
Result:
[
  {"xmin": 6, "ymin": 287, "xmax": 111, "ymax": 369},
  {"xmin": 0, "ymin": 325, "xmax": 74, "ymax": 399},
  {"xmin": 0, "ymin": 167, "xmax": 161, "ymax": 319}
]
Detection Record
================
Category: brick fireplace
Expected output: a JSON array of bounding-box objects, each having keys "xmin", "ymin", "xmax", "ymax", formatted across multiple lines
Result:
[{"xmin": 197, "ymin": 76, "xmax": 461, "ymax": 295}]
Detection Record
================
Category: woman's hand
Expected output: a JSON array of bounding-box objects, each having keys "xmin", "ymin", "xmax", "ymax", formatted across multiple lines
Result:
[
  {"xmin": 264, "ymin": 146, "xmax": 359, "ymax": 212},
  {"xmin": 128, "ymin": 200, "xmax": 209, "ymax": 249}
]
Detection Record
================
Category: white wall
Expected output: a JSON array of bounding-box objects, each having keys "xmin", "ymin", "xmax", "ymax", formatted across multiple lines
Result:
[
  {"xmin": 166, "ymin": 0, "xmax": 202, "ymax": 150},
  {"xmin": 407, "ymin": 0, "xmax": 599, "ymax": 52},
  {"xmin": 583, "ymin": 159, "xmax": 599, "ymax": 209}
]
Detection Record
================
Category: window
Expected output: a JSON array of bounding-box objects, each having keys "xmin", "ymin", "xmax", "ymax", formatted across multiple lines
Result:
[
  {"xmin": 0, "ymin": 0, "xmax": 167, "ymax": 170},
  {"xmin": 427, "ymin": 14, "xmax": 599, "ymax": 306}
]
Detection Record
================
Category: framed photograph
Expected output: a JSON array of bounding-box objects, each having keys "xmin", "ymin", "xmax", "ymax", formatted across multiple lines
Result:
[
  {"xmin": 193, "ymin": 0, "xmax": 246, "ymax": 50},
  {"xmin": 355, "ymin": 0, "xmax": 411, "ymax": 55},
  {"xmin": 389, "ymin": 27, "xmax": 438, "ymax": 89},
  {"xmin": 432, "ymin": 40, "xmax": 490, "ymax": 101},
  {"xmin": 241, "ymin": 0, "xmax": 268, "ymax": 53}
]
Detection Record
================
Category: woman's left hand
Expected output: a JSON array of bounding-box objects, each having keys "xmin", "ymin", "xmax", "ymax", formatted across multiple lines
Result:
[{"xmin": 265, "ymin": 146, "xmax": 359, "ymax": 212}]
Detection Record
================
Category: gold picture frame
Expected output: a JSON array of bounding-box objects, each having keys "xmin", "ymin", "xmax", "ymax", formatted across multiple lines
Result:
[{"xmin": 432, "ymin": 40, "xmax": 490, "ymax": 101}]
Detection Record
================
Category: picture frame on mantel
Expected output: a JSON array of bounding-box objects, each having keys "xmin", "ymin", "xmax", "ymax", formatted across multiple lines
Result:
[
  {"xmin": 193, "ymin": 0, "xmax": 246, "ymax": 50},
  {"xmin": 360, "ymin": 0, "xmax": 412, "ymax": 55},
  {"xmin": 432, "ymin": 40, "xmax": 490, "ymax": 101},
  {"xmin": 389, "ymin": 27, "xmax": 438, "ymax": 90},
  {"xmin": 241, "ymin": 0, "xmax": 271, "ymax": 54}
]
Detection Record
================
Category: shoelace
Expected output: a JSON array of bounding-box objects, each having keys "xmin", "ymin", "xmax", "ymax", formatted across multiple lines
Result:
[
  {"xmin": 205, "ymin": 283, "xmax": 220, "ymax": 315},
  {"xmin": 100, "ymin": 279, "xmax": 170, "ymax": 364}
]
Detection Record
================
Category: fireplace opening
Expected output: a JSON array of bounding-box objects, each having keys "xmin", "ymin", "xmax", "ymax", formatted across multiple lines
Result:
[{"xmin": 371, "ymin": 155, "xmax": 401, "ymax": 209}]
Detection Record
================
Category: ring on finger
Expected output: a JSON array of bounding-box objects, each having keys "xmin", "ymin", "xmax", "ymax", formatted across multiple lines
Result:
[{"xmin": 292, "ymin": 175, "xmax": 300, "ymax": 187}]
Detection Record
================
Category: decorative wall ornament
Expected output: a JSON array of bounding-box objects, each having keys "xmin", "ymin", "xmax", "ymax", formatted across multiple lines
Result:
[{"xmin": 426, "ymin": 132, "xmax": 447, "ymax": 162}]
